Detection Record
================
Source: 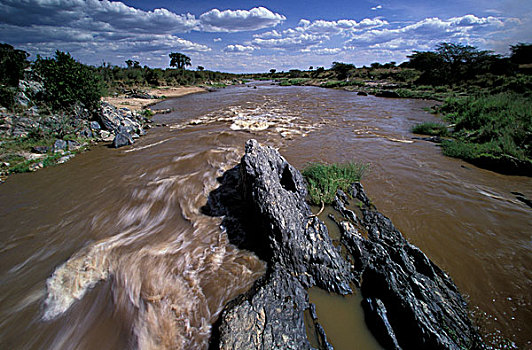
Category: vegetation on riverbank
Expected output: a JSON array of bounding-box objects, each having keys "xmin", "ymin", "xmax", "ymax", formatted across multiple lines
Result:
[
  {"xmin": 302, "ymin": 162, "xmax": 368, "ymax": 205},
  {"xmin": 412, "ymin": 122, "xmax": 450, "ymax": 137},
  {"xmin": 2, "ymin": 40, "xmax": 531, "ymax": 177}
]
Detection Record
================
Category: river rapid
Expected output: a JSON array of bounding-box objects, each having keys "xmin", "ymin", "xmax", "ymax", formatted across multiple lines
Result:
[{"xmin": 0, "ymin": 82, "xmax": 530, "ymax": 349}]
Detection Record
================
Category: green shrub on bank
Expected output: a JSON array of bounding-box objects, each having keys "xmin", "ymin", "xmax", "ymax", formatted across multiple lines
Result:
[
  {"xmin": 412, "ymin": 122, "xmax": 450, "ymax": 136},
  {"xmin": 302, "ymin": 162, "xmax": 368, "ymax": 205},
  {"xmin": 440, "ymin": 93, "xmax": 531, "ymax": 161},
  {"xmin": 34, "ymin": 51, "xmax": 104, "ymax": 113}
]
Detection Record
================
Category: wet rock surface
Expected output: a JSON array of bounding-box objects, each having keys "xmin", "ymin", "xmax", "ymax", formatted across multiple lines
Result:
[
  {"xmin": 207, "ymin": 139, "xmax": 482, "ymax": 350},
  {"xmin": 206, "ymin": 139, "xmax": 351, "ymax": 349},
  {"xmin": 336, "ymin": 183, "xmax": 483, "ymax": 349}
]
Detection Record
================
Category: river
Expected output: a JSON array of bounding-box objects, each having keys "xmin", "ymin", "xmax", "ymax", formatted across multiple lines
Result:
[{"xmin": 0, "ymin": 82, "xmax": 530, "ymax": 349}]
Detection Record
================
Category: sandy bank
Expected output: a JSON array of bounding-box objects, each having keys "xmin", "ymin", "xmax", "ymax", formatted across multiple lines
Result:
[{"xmin": 102, "ymin": 86, "xmax": 207, "ymax": 111}]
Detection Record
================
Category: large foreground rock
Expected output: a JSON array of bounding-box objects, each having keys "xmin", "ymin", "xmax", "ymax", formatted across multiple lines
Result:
[
  {"xmin": 207, "ymin": 140, "xmax": 482, "ymax": 350},
  {"xmin": 206, "ymin": 139, "xmax": 351, "ymax": 349}
]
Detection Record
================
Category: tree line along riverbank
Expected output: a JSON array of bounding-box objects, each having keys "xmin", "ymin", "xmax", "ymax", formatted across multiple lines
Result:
[
  {"xmin": 248, "ymin": 42, "xmax": 532, "ymax": 175},
  {"xmin": 1, "ymin": 42, "xmax": 531, "ymax": 180}
]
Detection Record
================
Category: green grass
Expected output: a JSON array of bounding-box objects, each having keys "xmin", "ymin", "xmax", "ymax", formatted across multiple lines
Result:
[
  {"xmin": 301, "ymin": 162, "xmax": 368, "ymax": 205},
  {"xmin": 412, "ymin": 122, "xmax": 450, "ymax": 136},
  {"xmin": 278, "ymin": 78, "xmax": 310, "ymax": 86},
  {"xmin": 440, "ymin": 93, "xmax": 531, "ymax": 161},
  {"xmin": 319, "ymin": 80, "xmax": 365, "ymax": 88}
]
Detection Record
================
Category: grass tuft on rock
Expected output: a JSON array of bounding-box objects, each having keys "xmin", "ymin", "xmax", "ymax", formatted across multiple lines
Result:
[
  {"xmin": 302, "ymin": 162, "xmax": 368, "ymax": 205},
  {"xmin": 412, "ymin": 122, "xmax": 450, "ymax": 136}
]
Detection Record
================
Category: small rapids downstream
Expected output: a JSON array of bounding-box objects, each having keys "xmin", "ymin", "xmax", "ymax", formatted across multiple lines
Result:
[{"xmin": 0, "ymin": 83, "xmax": 530, "ymax": 349}]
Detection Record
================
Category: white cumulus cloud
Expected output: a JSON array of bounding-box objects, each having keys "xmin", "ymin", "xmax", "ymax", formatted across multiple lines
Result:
[
  {"xmin": 199, "ymin": 7, "xmax": 286, "ymax": 32},
  {"xmin": 223, "ymin": 44, "xmax": 256, "ymax": 53}
]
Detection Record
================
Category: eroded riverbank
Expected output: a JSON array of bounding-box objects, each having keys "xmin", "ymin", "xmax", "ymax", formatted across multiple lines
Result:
[{"xmin": 0, "ymin": 83, "xmax": 530, "ymax": 349}]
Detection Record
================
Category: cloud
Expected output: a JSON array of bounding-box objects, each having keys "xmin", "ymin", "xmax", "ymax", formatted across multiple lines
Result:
[
  {"xmin": 345, "ymin": 14, "xmax": 518, "ymax": 49},
  {"xmin": 0, "ymin": 0, "xmax": 213, "ymax": 67},
  {"xmin": 371, "ymin": 5, "xmax": 383, "ymax": 10},
  {"xmin": 301, "ymin": 47, "xmax": 342, "ymax": 55},
  {"xmin": 214, "ymin": 38, "xmax": 222, "ymax": 42},
  {"xmin": 252, "ymin": 17, "xmax": 388, "ymax": 51},
  {"xmin": 223, "ymin": 44, "xmax": 255, "ymax": 53},
  {"xmin": 252, "ymin": 34, "xmax": 324, "ymax": 51},
  {"xmin": 199, "ymin": 7, "xmax": 286, "ymax": 32},
  {"xmin": 0, "ymin": 0, "xmax": 199, "ymax": 33}
]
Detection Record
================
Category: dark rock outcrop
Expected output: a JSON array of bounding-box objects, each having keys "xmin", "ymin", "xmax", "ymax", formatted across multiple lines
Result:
[
  {"xmin": 208, "ymin": 140, "xmax": 482, "ymax": 350},
  {"xmin": 112, "ymin": 130, "xmax": 133, "ymax": 148},
  {"xmin": 375, "ymin": 90, "xmax": 400, "ymax": 98},
  {"xmin": 206, "ymin": 139, "xmax": 351, "ymax": 350},
  {"xmin": 336, "ymin": 183, "xmax": 483, "ymax": 350}
]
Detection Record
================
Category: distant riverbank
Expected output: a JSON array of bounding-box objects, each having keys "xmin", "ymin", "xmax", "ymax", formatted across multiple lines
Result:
[{"xmin": 102, "ymin": 86, "xmax": 207, "ymax": 111}]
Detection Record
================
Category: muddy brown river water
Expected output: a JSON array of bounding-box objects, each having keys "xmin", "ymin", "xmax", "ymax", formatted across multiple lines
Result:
[{"xmin": 0, "ymin": 83, "xmax": 530, "ymax": 349}]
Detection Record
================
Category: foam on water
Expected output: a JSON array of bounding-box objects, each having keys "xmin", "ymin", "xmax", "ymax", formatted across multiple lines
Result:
[{"xmin": 41, "ymin": 146, "xmax": 265, "ymax": 348}]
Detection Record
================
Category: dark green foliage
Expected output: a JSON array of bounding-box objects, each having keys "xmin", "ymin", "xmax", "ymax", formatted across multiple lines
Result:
[
  {"xmin": 439, "ymin": 93, "xmax": 531, "ymax": 165},
  {"xmin": 35, "ymin": 51, "xmax": 104, "ymax": 113},
  {"xmin": 169, "ymin": 52, "xmax": 191, "ymax": 69},
  {"xmin": 510, "ymin": 43, "xmax": 532, "ymax": 65},
  {"xmin": 412, "ymin": 122, "xmax": 449, "ymax": 136},
  {"xmin": 0, "ymin": 86, "xmax": 16, "ymax": 108},
  {"xmin": 331, "ymin": 62, "xmax": 356, "ymax": 80},
  {"xmin": 407, "ymin": 42, "xmax": 515, "ymax": 86},
  {"xmin": 0, "ymin": 43, "xmax": 29, "ymax": 86},
  {"xmin": 302, "ymin": 162, "xmax": 368, "ymax": 205}
]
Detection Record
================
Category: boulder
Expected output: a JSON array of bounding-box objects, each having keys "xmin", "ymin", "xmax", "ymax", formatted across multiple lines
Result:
[
  {"xmin": 375, "ymin": 90, "xmax": 400, "ymax": 98},
  {"xmin": 112, "ymin": 130, "xmax": 133, "ymax": 148},
  {"xmin": 99, "ymin": 102, "xmax": 122, "ymax": 131},
  {"xmin": 53, "ymin": 139, "xmax": 67, "ymax": 153},
  {"xmin": 67, "ymin": 140, "xmax": 81, "ymax": 151},
  {"xmin": 31, "ymin": 146, "xmax": 49, "ymax": 154},
  {"xmin": 90, "ymin": 121, "xmax": 102, "ymax": 131}
]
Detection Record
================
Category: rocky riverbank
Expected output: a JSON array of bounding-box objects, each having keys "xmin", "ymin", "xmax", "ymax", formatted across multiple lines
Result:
[
  {"xmin": 0, "ymin": 72, "xmax": 210, "ymax": 182},
  {"xmin": 206, "ymin": 139, "xmax": 483, "ymax": 349}
]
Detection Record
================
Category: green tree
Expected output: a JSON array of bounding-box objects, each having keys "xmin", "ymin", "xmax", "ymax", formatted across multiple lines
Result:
[
  {"xmin": 169, "ymin": 52, "xmax": 191, "ymax": 69},
  {"xmin": 0, "ymin": 43, "xmax": 29, "ymax": 86},
  {"xmin": 197, "ymin": 66, "xmax": 204, "ymax": 71},
  {"xmin": 270, "ymin": 69, "xmax": 276, "ymax": 75},
  {"xmin": 331, "ymin": 62, "xmax": 355, "ymax": 80},
  {"xmin": 510, "ymin": 43, "xmax": 532, "ymax": 64},
  {"xmin": 35, "ymin": 51, "xmax": 103, "ymax": 113}
]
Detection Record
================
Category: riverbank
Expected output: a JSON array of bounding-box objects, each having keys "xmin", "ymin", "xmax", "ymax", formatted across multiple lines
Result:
[
  {"xmin": 0, "ymin": 85, "xmax": 209, "ymax": 183},
  {"xmin": 102, "ymin": 86, "xmax": 207, "ymax": 111}
]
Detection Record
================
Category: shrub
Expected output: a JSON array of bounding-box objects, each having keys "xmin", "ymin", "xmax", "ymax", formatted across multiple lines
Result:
[
  {"xmin": 34, "ymin": 51, "xmax": 104, "ymax": 113},
  {"xmin": 439, "ymin": 93, "xmax": 531, "ymax": 164},
  {"xmin": 302, "ymin": 162, "xmax": 368, "ymax": 205},
  {"xmin": 412, "ymin": 122, "xmax": 450, "ymax": 136},
  {"xmin": 0, "ymin": 43, "xmax": 29, "ymax": 87}
]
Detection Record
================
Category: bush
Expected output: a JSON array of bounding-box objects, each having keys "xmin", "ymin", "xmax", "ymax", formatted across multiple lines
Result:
[
  {"xmin": 412, "ymin": 122, "xmax": 450, "ymax": 136},
  {"xmin": 35, "ymin": 51, "xmax": 104, "ymax": 113},
  {"xmin": 0, "ymin": 43, "xmax": 29, "ymax": 87},
  {"xmin": 439, "ymin": 93, "xmax": 531, "ymax": 164},
  {"xmin": 302, "ymin": 162, "xmax": 368, "ymax": 205}
]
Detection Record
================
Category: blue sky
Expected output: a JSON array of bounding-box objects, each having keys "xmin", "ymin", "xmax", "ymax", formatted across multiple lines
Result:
[{"xmin": 0, "ymin": 0, "xmax": 530, "ymax": 73}]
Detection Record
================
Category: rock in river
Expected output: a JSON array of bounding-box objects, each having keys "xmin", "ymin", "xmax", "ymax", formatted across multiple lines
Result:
[{"xmin": 207, "ymin": 140, "xmax": 482, "ymax": 350}]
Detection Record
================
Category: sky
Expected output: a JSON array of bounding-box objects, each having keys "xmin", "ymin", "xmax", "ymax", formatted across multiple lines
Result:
[{"xmin": 0, "ymin": 0, "xmax": 531, "ymax": 73}]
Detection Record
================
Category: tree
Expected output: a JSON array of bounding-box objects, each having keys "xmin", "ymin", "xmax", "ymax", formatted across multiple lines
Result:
[
  {"xmin": 331, "ymin": 62, "xmax": 355, "ymax": 80},
  {"xmin": 35, "ymin": 51, "xmax": 103, "ymax": 113},
  {"xmin": 0, "ymin": 43, "xmax": 29, "ymax": 86},
  {"xmin": 270, "ymin": 69, "xmax": 276, "ymax": 75},
  {"xmin": 169, "ymin": 52, "xmax": 191, "ymax": 69},
  {"xmin": 197, "ymin": 66, "xmax": 204, "ymax": 71},
  {"xmin": 510, "ymin": 43, "xmax": 532, "ymax": 64}
]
